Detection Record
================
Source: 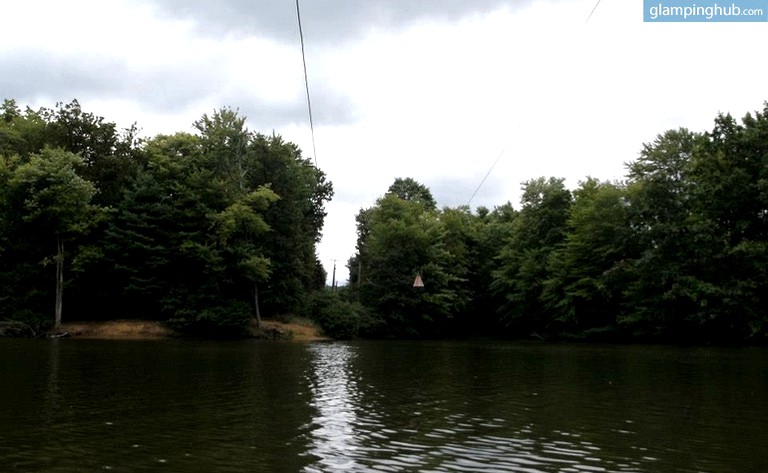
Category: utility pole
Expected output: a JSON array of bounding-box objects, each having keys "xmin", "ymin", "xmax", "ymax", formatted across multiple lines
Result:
[{"xmin": 331, "ymin": 259, "xmax": 337, "ymax": 290}]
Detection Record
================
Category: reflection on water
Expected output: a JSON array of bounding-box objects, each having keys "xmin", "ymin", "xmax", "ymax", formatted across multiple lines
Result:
[
  {"xmin": 304, "ymin": 343, "xmax": 361, "ymax": 471},
  {"xmin": 1, "ymin": 340, "xmax": 767, "ymax": 472},
  {"xmin": 302, "ymin": 342, "xmax": 641, "ymax": 473},
  {"xmin": 301, "ymin": 342, "xmax": 768, "ymax": 473}
]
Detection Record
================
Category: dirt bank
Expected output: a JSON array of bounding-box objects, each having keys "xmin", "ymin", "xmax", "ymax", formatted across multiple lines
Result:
[
  {"xmin": 256, "ymin": 319, "xmax": 330, "ymax": 341},
  {"xmin": 59, "ymin": 320, "xmax": 174, "ymax": 339},
  {"xmin": 58, "ymin": 319, "xmax": 328, "ymax": 341}
]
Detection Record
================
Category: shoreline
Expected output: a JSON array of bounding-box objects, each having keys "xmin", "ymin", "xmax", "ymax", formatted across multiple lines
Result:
[{"xmin": 57, "ymin": 319, "xmax": 329, "ymax": 341}]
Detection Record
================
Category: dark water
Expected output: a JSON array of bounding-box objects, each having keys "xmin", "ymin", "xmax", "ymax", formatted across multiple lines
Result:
[{"xmin": 1, "ymin": 340, "xmax": 766, "ymax": 472}]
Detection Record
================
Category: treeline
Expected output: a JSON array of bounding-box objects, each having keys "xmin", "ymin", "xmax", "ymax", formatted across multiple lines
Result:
[
  {"xmin": 0, "ymin": 100, "xmax": 332, "ymax": 336},
  {"xmin": 3, "ymin": 99, "xmax": 768, "ymax": 344},
  {"xmin": 321, "ymin": 103, "xmax": 768, "ymax": 344}
]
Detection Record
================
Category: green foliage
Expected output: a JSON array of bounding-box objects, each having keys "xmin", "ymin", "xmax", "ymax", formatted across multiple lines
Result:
[
  {"xmin": 387, "ymin": 177, "xmax": 437, "ymax": 210},
  {"xmin": 622, "ymin": 128, "xmax": 726, "ymax": 339},
  {"xmin": 165, "ymin": 300, "xmax": 253, "ymax": 338},
  {"xmin": 252, "ymin": 134, "xmax": 333, "ymax": 311},
  {"xmin": 352, "ymin": 188, "xmax": 463, "ymax": 338},
  {"xmin": 190, "ymin": 113, "xmax": 335, "ymax": 313},
  {"xmin": 10, "ymin": 148, "xmax": 98, "ymax": 234},
  {"xmin": 491, "ymin": 177, "xmax": 572, "ymax": 336},
  {"xmin": 542, "ymin": 178, "xmax": 636, "ymax": 336},
  {"xmin": 0, "ymin": 100, "xmax": 139, "ymax": 206},
  {"xmin": 471, "ymin": 205, "xmax": 517, "ymax": 331},
  {"xmin": 348, "ymin": 181, "xmax": 525, "ymax": 338},
  {"xmin": 0, "ymin": 101, "xmax": 47, "ymax": 158},
  {"xmin": 300, "ymin": 288, "xmax": 365, "ymax": 339},
  {"xmin": 4, "ymin": 97, "xmax": 768, "ymax": 344},
  {"xmin": 102, "ymin": 131, "xmax": 280, "ymax": 333},
  {"xmin": 3, "ymin": 148, "xmax": 104, "ymax": 327},
  {"xmin": 1, "ymin": 100, "xmax": 332, "ymax": 337},
  {"xmin": 684, "ymin": 107, "xmax": 768, "ymax": 341}
]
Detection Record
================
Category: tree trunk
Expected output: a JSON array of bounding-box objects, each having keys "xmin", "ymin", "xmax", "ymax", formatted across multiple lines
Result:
[
  {"xmin": 253, "ymin": 282, "xmax": 262, "ymax": 328},
  {"xmin": 55, "ymin": 237, "xmax": 64, "ymax": 330}
]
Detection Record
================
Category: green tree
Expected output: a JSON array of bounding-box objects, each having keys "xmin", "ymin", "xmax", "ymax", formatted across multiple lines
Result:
[
  {"xmin": 492, "ymin": 177, "xmax": 572, "ymax": 337},
  {"xmin": 0, "ymin": 100, "xmax": 48, "ymax": 158},
  {"xmin": 466, "ymin": 203, "xmax": 518, "ymax": 334},
  {"xmin": 104, "ymin": 122, "xmax": 328, "ymax": 335},
  {"xmin": 542, "ymin": 178, "xmax": 636, "ymax": 338},
  {"xmin": 104, "ymin": 132, "xmax": 246, "ymax": 334},
  {"xmin": 194, "ymin": 108, "xmax": 251, "ymax": 194},
  {"xmin": 8, "ymin": 148, "xmax": 101, "ymax": 329},
  {"xmin": 622, "ymin": 129, "xmax": 704, "ymax": 338},
  {"xmin": 1, "ymin": 100, "xmax": 331, "ymax": 336},
  {"xmin": 300, "ymin": 287, "xmax": 367, "ymax": 339},
  {"xmin": 387, "ymin": 177, "xmax": 437, "ymax": 210},
  {"xmin": 353, "ymin": 180, "xmax": 459, "ymax": 338},
  {"xmin": 0, "ymin": 155, "xmax": 14, "ymax": 298},
  {"xmin": 1, "ymin": 100, "xmax": 139, "ymax": 206},
  {"xmin": 191, "ymin": 110, "xmax": 333, "ymax": 314},
  {"xmin": 249, "ymin": 133, "xmax": 333, "ymax": 314},
  {"xmin": 215, "ymin": 187, "xmax": 280, "ymax": 326},
  {"xmin": 347, "ymin": 207, "xmax": 373, "ymax": 288},
  {"xmin": 686, "ymin": 107, "xmax": 768, "ymax": 341},
  {"xmin": 0, "ymin": 100, "xmax": 141, "ymax": 323},
  {"xmin": 437, "ymin": 206, "xmax": 481, "ymax": 335}
]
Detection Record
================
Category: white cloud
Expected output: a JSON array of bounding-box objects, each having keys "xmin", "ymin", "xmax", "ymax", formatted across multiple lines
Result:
[{"xmin": 3, "ymin": 0, "xmax": 765, "ymax": 285}]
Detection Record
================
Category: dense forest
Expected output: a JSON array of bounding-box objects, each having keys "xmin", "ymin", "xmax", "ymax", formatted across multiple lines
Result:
[
  {"xmin": 0, "ymin": 100, "xmax": 331, "ymax": 336},
  {"xmin": 2, "ymin": 99, "xmax": 767, "ymax": 344},
  {"xmin": 333, "ymin": 103, "xmax": 768, "ymax": 344}
]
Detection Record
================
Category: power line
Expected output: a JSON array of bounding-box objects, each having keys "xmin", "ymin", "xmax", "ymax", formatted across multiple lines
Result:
[
  {"xmin": 466, "ymin": 119, "xmax": 525, "ymax": 207},
  {"xmin": 295, "ymin": 0, "xmax": 318, "ymax": 167},
  {"xmin": 467, "ymin": 146, "xmax": 507, "ymax": 207},
  {"xmin": 466, "ymin": 1, "xmax": 604, "ymax": 208},
  {"xmin": 585, "ymin": 0, "xmax": 603, "ymax": 23}
]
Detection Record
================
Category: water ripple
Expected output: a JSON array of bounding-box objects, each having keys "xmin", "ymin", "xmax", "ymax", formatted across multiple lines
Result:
[
  {"xmin": 5, "ymin": 341, "xmax": 766, "ymax": 472},
  {"xmin": 298, "ymin": 343, "xmax": 685, "ymax": 473}
]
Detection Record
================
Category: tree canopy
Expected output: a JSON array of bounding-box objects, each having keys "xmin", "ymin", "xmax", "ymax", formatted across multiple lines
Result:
[
  {"xmin": 338, "ymin": 104, "xmax": 768, "ymax": 344},
  {"xmin": 0, "ymin": 100, "xmax": 332, "ymax": 336},
  {"xmin": 3, "ymin": 99, "xmax": 768, "ymax": 344}
]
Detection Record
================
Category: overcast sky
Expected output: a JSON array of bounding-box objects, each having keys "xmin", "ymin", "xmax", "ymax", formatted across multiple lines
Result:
[{"xmin": 2, "ymin": 0, "xmax": 766, "ymax": 284}]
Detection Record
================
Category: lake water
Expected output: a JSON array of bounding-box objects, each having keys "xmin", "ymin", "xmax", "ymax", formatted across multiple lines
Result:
[{"xmin": 1, "ymin": 339, "xmax": 766, "ymax": 472}]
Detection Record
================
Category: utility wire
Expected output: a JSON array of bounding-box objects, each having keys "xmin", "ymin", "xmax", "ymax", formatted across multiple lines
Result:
[
  {"xmin": 466, "ymin": 1, "xmax": 604, "ymax": 208},
  {"xmin": 467, "ymin": 146, "xmax": 507, "ymax": 207},
  {"xmin": 585, "ymin": 0, "xmax": 602, "ymax": 23},
  {"xmin": 295, "ymin": 0, "xmax": 318, "ymax": 167},
  {"xmin": 466, "ymin": 119, "xmax": 524, "ymax": 207}
]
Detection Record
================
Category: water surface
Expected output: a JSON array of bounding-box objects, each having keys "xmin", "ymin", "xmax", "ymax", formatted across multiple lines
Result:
[{"xmin": 1, "ymin": 340, "xmax": 765, "ymax": 472}]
